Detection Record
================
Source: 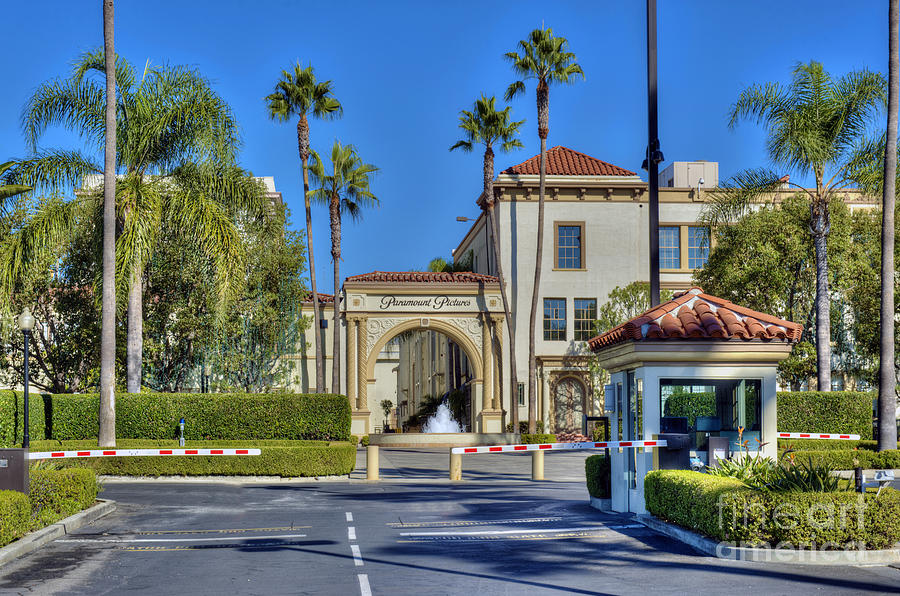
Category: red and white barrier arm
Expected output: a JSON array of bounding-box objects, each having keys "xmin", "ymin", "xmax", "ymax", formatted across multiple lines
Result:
[
  {"xmin": 776, "ymin": 432, "xmax": 860, "ymax": 440},
  {"xmin": 28, "ymin": 448, "xmax": 261, "ymax": 460},
  {"xmin": 451, "ymin": 440, "xmax": 667, "ymax": 455}
]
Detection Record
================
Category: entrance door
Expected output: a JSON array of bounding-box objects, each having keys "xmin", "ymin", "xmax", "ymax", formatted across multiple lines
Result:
[{"xmin": 554, "ymin": 377, "xmax": 585, "ymax": 433}]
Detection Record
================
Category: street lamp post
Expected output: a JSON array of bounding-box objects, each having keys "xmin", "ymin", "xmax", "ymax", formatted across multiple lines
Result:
[{"xmin": 17, "ymin": 307, "xmax": 35, "ymax": 449}]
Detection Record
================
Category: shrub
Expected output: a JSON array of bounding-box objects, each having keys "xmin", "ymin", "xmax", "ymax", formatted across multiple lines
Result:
[
  {"xmin": 644, "ymin": 470, "xmax": 900, "ymax": 549},
  {"xmin": 360, "ymin": 435, "xmax": 369, "ymax": 447},
  {"xmin": 28, "ymin": 468, "xmax": 99, "ymax": 529},
  {"xmin": 778, "ymin": 449, "xmax": 900, "ymax": 470},
  {"xmin": 585, "ymin": 454, "xmax": 610, "ymax": 498},
  {"xmin": 0, "ymin": 392, "xmax": 351, "ymax": 445},
  {"xmin": 505, "ymin": 421, "xmax": 546, "ymax": 433},
  {"xmin": 521, "ymin": 434, "xmax": 556, "ymax": 444},
  {"xmin": 777, "ymin": 391, "xmax": 873, "ymax": 440},
  {"xmin": 663, "ymin": 390, "xmax": 716, "ymax": 428},
  {"xmin": 0, "ymin": 491, "xmax": 30, "ymax": 546},
  {"xmin": 778, "ymin": 438, "xmax": 900, "ymax": 451}
]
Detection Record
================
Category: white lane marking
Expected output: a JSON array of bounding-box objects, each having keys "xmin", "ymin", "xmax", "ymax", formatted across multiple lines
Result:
[
  {"xmin": 348, "ymin": 526, "xmax": 357, "ymax": 541},
  {"xmin": 358, "ymin": 574, "xmax": 371, "ymax": 596},
  {"xmin": 350, "ymin": 544, "xmax": 364, "ymax": 566},
  {"xmin": 387, "ymin": 516, "xmax": 563, "ymax": 528},
  {"xmin": 346, "ymin": 512, "xmax": 353, "ymax": 522},
  {"xmin": 399, "ymin": 527, "xmax": 605, "ymax": 537},
  {"xmin": 57, "ymin": 534, "xmax": 307, "ymax": 544}
]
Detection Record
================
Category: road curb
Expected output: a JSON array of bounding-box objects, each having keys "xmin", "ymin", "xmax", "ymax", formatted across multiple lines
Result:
[
  {"xmin": 637, "ymin": 514, "xmax": 900, "ymax": 565},
  {"xmin": 0, "ymin": 499, "xmax": 116, "ymax": 568}
]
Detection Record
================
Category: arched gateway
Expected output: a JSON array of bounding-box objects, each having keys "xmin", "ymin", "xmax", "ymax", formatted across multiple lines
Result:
[{"xmin": 342, "ymin": 271, "xmax": 506, "ymax": 435}]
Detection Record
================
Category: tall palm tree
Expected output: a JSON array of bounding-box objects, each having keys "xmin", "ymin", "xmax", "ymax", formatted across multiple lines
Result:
[
  {"xmin": 450, "ymin": 94, "xmax": 524, "ymax": 430},
  {"xmin": 504, "ymin": 27, "xmax": 583, "ymax": 433},
  {"xmin": 101, "ymin": 0, "xmax": 116, "ymax": 446},
  {"xmin": 19, "ymin": 51, "xmax": 262, "ymax": 395},
  {"xmin": 309, "ymin": 141, "xmax": 378, "ymax": 394},
  {"xmin": 880, "ymin": 0, "xmax": 899, "ymax": 451},
  {"xmin": 0, "ymin": 162, "xmax": 32, "ymax": 212},
  {"xmin": 265, "ymin": 62, "xmax": 342, "ymax": 393},
  {"xmin": 702, "ymin": 62, "xmax": 885, "ymax": 392}
]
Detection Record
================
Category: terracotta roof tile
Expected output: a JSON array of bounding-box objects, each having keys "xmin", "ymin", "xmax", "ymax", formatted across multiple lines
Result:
[
  {"xmin": 345, "ymin": 271, "xmax": 499, "ymax": 284},
  {"xmin": 302, "ymin": 292, "xmax": 334, "ymax": 304},
  {"xmin": 500, "ymin": 146, "xmax": 637, "ymax": 177},
  {"xmin": 588, "ymin": 288, "xmax": 803, "ymax": 351}
]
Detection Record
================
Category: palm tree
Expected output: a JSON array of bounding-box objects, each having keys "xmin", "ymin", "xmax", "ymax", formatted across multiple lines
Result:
[
  {"xmin": 309, "ymin": 141, "xmax": 378, "ymax": 393},
  {"xmin": 0, "ymin": 162, "xmax": 32, "ymax": 212},
  {"xmin": 880, "ymin": 1, "xmax": 899, "ymax": 451},
  {"xmin": 101, "ymin": 0, "xmax": 117, "ymax": 446},
  {"xmin": 18, "ymin": 51, "xmax": 262, "ymax": 395},
  {"xmin": 702, "ymin": 62, "xmax": 885, "ymax": 392},
  {"xmin": 265, "ymin": 63, "xmax": 342, "ymax": 393},
  {"xmin": 450, "ymin": 94, "xmax": 524, "ymax": 430},
  {"xmin": 504, "ymin": 27, "xmax": 583, "ymax": 433}
]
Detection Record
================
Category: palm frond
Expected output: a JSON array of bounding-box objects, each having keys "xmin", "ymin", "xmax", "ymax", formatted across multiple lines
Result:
[{"xmin": 699, "ymin": 168, "xmax": 785, "ymax": 228}]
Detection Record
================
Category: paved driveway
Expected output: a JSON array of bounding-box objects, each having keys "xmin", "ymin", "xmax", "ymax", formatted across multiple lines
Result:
[{"xmin": 0, "ymin": 449, "xmax": 897, "ymax": 595}]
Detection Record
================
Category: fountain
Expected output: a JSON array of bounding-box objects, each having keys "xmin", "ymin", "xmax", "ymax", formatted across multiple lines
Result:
[{"xmin": 422, "ymin": 402, "xmax": 462, "ymax": 433}]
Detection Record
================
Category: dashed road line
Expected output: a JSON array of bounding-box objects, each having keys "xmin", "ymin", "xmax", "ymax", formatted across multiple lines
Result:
[
  {"xmin": 351, "ymin": 544, "xmax": 364, "ymax": 566},
  {"xmin": 346, "ymin": 512, "xmax": 353, "ymax": 522},
  {"xmin": 358, "ymin": 574, "xmax": 372, "ymax": 596},
  {"xmin": 348, "ymin": 526, "xmax": 357, "ymax": 541},
  {"xmin": 58, "ymin": 534, "xmax": 308, "ymax": 544}
]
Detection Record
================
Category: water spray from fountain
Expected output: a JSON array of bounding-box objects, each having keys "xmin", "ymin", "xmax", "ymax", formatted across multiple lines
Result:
[{"xmin": 423, "ymin": 400, "xmax": 463, "ymax": 433}]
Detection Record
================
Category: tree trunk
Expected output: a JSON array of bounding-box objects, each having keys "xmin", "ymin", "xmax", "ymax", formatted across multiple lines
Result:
[
  {"xmin": 330, "ymin": 193, "xmax": 342, "ymax": 395},
  {"xmin": 528, "ymin": 81, "xmax": 550, "ymax": 434},
  {"xmin": 879, "ymin": 0, "xmax": 899, "ymax": 451},
  {"xmin": 126, "ymin": 264, "xmax": 142, "ymax": 392},
  {"xmin": 812, "ymin": 220, "xmax": 832, "ymax": 391},
  {"xmin": 99, "ymin": 0, "xmax": 116, "ymax": 447},
  {"xmin": 483, "ymin": 146, "xmax": 519, "ymax": 431},
  {"xmin": 298, "ymin": 114, "xmax": 325, "ymax": 393}
]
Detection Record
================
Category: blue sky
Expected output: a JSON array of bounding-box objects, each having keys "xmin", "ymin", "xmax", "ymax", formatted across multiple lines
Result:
[{"xmin": 0, "ymin": 1, "xmax": 889, "ymax": 294}]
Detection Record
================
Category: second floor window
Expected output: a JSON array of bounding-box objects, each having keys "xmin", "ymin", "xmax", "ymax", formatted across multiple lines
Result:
[
  {"xmin": 574, "ymin": 298, "xmax": 597, "ymax": 341},
  {"xmin": 688, "ymin": 226, "xmax": 710, "ymax": 269},
  {"xmin": 543, "ymin": 298, "xmax": 566, "ymax": 341},
  {"xmin": 659, "ymin": 226, "xmax": 680, "ymax": 269},
  {"xmin": 556, "ymin": 224, "xmax": 583, "ymax": 269}
]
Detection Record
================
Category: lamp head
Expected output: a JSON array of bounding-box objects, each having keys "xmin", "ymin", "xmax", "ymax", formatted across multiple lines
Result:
[{"xmin": 17, "ymin": 307, "xmax": 35, "ymax": 333}]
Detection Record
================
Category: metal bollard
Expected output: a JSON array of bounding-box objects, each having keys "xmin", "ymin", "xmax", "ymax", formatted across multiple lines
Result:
[
  {"xmin": 367, "ymin": 445, "xmax": 379, "ymax": 481},
  {"xmin": 532, "ymin": 450, "xmax": 544, "ymax": 480},
  {"xmin": 179, "ymin": 418, "xmax": 185, "ymax": 447},
  {"xmin": 449, "ymin": 452, "xmax": 462, "ymax": 481}
]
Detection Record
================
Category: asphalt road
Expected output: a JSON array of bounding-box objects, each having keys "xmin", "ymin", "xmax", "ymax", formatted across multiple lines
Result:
[{"xmin": 0, "ymin": 449, "xmax": 898, "ymax": 595}]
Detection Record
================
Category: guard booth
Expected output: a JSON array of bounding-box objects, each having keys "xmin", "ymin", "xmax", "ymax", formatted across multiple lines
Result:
[{"xmin": 587, "ymin": 288, "xmax": 800, "ymax": 514}]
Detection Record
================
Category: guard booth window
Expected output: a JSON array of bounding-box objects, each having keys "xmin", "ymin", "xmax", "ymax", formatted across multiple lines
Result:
[{"xmin": 660, "ymin": 379, "xmax": 762, "ymax": 449}]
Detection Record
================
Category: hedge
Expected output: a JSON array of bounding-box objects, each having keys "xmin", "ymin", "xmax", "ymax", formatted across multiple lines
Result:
[
  {"xmin": 778, "ymin": 449, "xmax": 900, "ymax": 470},
  {"xmin": 521, "ymin": 434, "xmax": 557, "ymax": 444},
  {"xmin": 645, "ymin": 470, "xmax": 900, "ymax": 549},
  {"xmin": 0, "ymin": 391, "xmax": 351, "ymax": 445},
  {"xmin": 777, "ymin": 391, "xmax": 873, "ymax": 440},
  {"xmin": 0, "ymin": 468, "xmax": 99, "ymax": 548},
  {"xmin": 585, "ymin": 454, "xmax": 610, "ymax": 498},
  {"xmin": 779, "ymin": 439, "xmax": 900, "ymax": 451},
  {"xmin": 49, "ymin": 443, "xmax": 356, "ymax": 477}
]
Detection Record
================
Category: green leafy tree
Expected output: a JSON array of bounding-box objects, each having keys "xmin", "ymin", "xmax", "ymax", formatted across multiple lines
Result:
[
  {"xmin": 702, "ymin": 61, "xmax": 885, "ymax": 391},
  {"xmin": 594, "ymin": 282, "xmax": 674, "ymax": 335},
  {"xmin": 504, "ymin": 27, "xmax": 583, "ymax": 432},
  {"xmin": 309, "ymin": 141, "xmax": 378, "ymax": 392},
  {"xmin": 450, "ymin": 94, "xmax": 524, "ymax": 429},
  {"xmin": 265, "ymin": 62, "xmax": 341, "ymax": 394}
]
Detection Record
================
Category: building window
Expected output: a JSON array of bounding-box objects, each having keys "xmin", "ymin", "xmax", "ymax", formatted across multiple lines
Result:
[
  {"xmin": 555, "ymin": 223, "xmax": 584, "ymax": 269},
  {"xmin": 543, "ymin": 298, "xmax": 566, "ymax": 341},
  {"xmin": 518, "ymin": 382, "xmax": 525, "ymax": 406},
  {"xmin": 688, "ymin": 226, "xmax": 710, "ymax": 269},
  {"xmin": 659, "ymin": 226, "xmax": 680, "ymax": 269},
  {"xmin": 574, "ymin": 298, "xmax": 597, "ymax": 341}
]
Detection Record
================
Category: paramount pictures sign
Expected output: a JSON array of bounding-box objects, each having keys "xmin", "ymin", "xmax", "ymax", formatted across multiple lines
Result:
[{"xmin": 375, "ymin": 295, "xmax": 478, "ymax": 312}]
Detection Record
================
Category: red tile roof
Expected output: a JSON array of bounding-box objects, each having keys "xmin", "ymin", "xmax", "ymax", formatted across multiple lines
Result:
[
  {"xmin": 345, "ymin": 271, "xmax": 499, "ymax": 284},
  {"xmin": 302, "ymin": 292, "xmax": 335, "ymax": 304},
  {"xmin": 501, "ymin": 146, "xmax": 637, "ymax": 177},
  {"xmin": 588, "ymin": 288, "xmax": 803, "ymax": 352}
]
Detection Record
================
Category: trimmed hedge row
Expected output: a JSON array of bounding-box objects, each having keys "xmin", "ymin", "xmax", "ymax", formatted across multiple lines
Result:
[
  {"xmin": 585, "ymin": 454, "xmax": 610, "ymax": 499},
  {"xmin": 779, "ymin": 439, "xmax": 900, "ymax": 451},
  {"xmin": 0, "ymin": 391, "xmax": 351, "ymax": 444},
  {"xmin": 779, "ymin": 449, "xmax": 900, "ymax": 470},
  {"xmin": 777, "ymin": 391, "xmax": 873, "ymax": 439},
  {"xmin": 645, "ymin": 470, "xmax": 900, "ymax": 549},
  {"xmin": 521, "ymin": 434, "xmax": 557, "ymax": 444},
  {"xmin": 50, "ymin": 444, "xmax": 356, "ymax": 477},
  {"xmin": 0, "ymin": 468, "xmax": 99, "ymax": 548}
]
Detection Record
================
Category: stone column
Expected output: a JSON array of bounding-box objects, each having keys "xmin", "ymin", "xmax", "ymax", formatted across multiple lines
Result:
[
  {"xmin": 480, "ymin": 314, "xmax": 492, "ymax": 410},
  {"xmin": 357, "ymin": 316, "xmax": 368, "ymax": 411},
  {"xmin": 347, "ymin": 316, "xmax": 357, "ymax": 407},
  {"xmin": 491, "ymin": 315, "xmax": 503, "ymax": 411}
]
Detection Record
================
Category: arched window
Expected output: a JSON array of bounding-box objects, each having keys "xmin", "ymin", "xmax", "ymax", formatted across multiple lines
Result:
[{"xmin": 554, "ymin": 377, "xmax": 586, "ymax": 433}]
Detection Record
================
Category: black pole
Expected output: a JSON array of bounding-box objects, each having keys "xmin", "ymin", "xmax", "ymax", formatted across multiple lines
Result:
[
  {"xmin": 23, "ymin": 330, "xmax": 30, "ymax": 449},
  {"xmin": 647, "ymin": 0, "xmax": 661, "ymax": 307}
]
